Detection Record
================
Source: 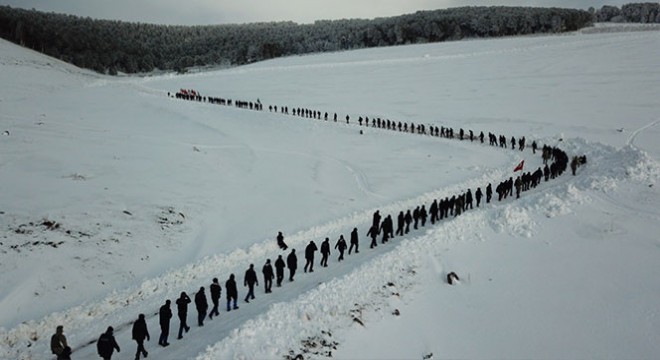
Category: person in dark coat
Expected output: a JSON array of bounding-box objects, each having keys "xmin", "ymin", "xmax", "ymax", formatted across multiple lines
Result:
[
  {"xmin": 244, "ymin": 264, "xmax": 258, "ymax": 302},
  {"xmin": 404, "ymin": 210, "xmax": 413, "ymax": 234},
  {"xmin": 176, "ymin": 292, "xmax": 191, "ymax": 339},
  {"xmin": 195, "ymin": 287, "xmax": 208, "ymax": 326},
  {"xmin": 349, "ymin": 227, "xmax": 359, "ymax": 254},
  {"xmin": 262, "ymin": 259, "xmax": 274, "ymax": 293},
  {"xmin": 367, "ymin": 224, "xmax": 379, "ymax": 248},
  {"xmin": 97, "ymin": 326, "xmax": 120, "ymax": 360},
  {"xmin": 395, "ymin": 211, "xmax": 405, "ymax": 236},
  {"xmin": 465, "ymin": 189, "xmax": 473, "ymax": 210},
  {"xmin": 419, "ymin": 205, "xmax": 428, "ymax": 227},
  {"xmin": 475, "ymin": 187, "xmax": 483, "ymax": 207},
  {"xmin": 372, "ymin": 210, "xmax": 382, "ymax": 231},
  {"xmin": 277, "ymin": 231, "xmax": 288, "ymax": 250},
  {"xmin": 132, "ymin": 313, "xmax": 150, "ymax": 359},
  {"xmin": 429, "ymin": 200, "xmax": 438, "ymax": 224},
  {"xmin": 320, "ymin": 238, "xmax": 331, "ymax": 267},
  {"xmin": 379, "ymin": 218, "xmax": 390, "ymax": 244},
  {"xmin": 275, "ymin": 255, "xmax": 286, "ymax": 286},
  {"xmin": 335, "ymin": 235, "xmax": 347, "ymax": 261},
  {"xmin": 287, "ymin": 249, "xmax": 298, "ymax": 281},
  {"xmin": 226, "ymin": 274, "xmax": 239, "ymax": 311},
  {"xmin": 209, "ymin": 278, "xmax": 221, "ymax": 319},
  {"xmin": 304, "ymin": 241, "xmax": 318, "ymax": 273},
  {"xmin": 386, "ymin": 215, "xmax": 395, "ymax": 239},
  {"xmin": 158, "ymin": 300, "xmax": 172, "ymax": 347},
  {"xmin": 486, "ymin": 183, "xmax": 492, "ymax": 203},
  {"xmin": 51, "ymin": 325, "xmax": 71, "ymax": 360},
  {"xmin": 412, "ymin": 206, "xmax": 420, "ymax": 229}
]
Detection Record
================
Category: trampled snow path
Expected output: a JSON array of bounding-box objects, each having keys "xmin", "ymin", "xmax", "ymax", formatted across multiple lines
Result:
[{"xmin": 626, "ymin": 118, "xmax": 660, "ymax": 147}]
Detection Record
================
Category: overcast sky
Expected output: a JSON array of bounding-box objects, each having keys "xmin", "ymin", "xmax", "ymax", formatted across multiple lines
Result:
[{"xmin": 0, "ymin": 0, "xmax": 631, "ymax": 25}]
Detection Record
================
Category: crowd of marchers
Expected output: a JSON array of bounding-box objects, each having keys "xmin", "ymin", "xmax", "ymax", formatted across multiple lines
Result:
[{"xmin": 48, "ymin": 91, "xmax": 584, "ymax": 360}]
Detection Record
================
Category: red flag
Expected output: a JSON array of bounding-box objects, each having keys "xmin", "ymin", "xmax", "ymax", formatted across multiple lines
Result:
[{"xmin": 513, "ymin": 160, "xmax": 524, "ymax": 172}]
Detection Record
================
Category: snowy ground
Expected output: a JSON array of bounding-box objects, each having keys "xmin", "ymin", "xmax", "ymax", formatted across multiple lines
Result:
[{"xmin": 0, "ymin": 24, "xmax": 659, "ymax": 359}]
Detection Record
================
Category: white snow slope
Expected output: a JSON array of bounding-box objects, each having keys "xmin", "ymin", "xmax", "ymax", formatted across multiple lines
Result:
[{"xmin": 0, "ymin": 24, "xmax": 659, "ymax": 359}]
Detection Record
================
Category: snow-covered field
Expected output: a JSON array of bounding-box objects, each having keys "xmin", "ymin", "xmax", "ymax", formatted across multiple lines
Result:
[{"xmin": 0, "ymin": 24, "xmax": 659, "ymax": 359}]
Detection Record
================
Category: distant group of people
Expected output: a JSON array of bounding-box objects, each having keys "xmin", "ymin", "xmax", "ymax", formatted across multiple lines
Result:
[
  {"xmin": 45, "ymin": 93, "xmax": 583, "ymax": 359},
  {"xmin": 172, "ymin": 89, "xmax": 263, "ymax": 111}
]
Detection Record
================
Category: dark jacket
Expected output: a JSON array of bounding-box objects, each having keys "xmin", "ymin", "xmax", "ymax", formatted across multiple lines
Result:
[
  {"xmin": 287, "ymin": 251, "xmax": 298, "ymax": 270},
  {"xmin": 159, "ymin": 303, "xmax": 172, "ymax": 326},
  {"xmin": 305, "ymin": 242, "xmax": 318, "ymax": 259},
  {"xmin": 210, "ymin": 282, "xmax": 222, "ymax": 302},
  {"xmin": 176, "ymin": 293, "xmax": 191, "ymax": 315},
  {"xmin": 351, "ymin": 228, "xmax": 359, "ymax": 244},
  {"xmin": 195, "ymin": 289, "xmax": 208, "ymax": 311},
  {"xmin": 97, "ymin": 330, "xmax": 120, "ymax": 358},
  {"xmin": 132, "ymin": 317, "xmax": 150, "ymax": 341},
  {"xmin": 226, "ymin": 275, "xmax": 238, "ymax": 299},
  {"xmin": 275, "ymin": 256, "xmax": 286, "ymax": 273},
  {"xmin": 244, "ymin": 267, "xmax": 258, "ymax": 286},
  {"xmin": 262, "ymin": 263, "xmax": 274, "ymax": 280},
  {"xmin": 321, "ymin": 240, "xmax": 331, "ymax": 255},
  {"xmin": 50, "ymin": 332, "xmax": 67, "ymax": 355}
]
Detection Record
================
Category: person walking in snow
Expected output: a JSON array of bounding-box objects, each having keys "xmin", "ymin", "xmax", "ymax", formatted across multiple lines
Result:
[
  {"xmin": 176, "ymin": 291, "xmax": 192, "ymax": 339},
  {"xmin": 475, "ymin": 187, "xmax": 483, "ymax": 207},
  {"xmin": 335, "ymin": 235, "xmax": 347, "ymax": 261},
  {"xmin": 430, "ymin": 200, "xmax": 438, "ymax": 224},
  {"xmin": 287, "ymin": 249, "xmax": 298, "ymax": 281},
  {"xmin": 158, "ymin": 300, "xmax": 172, "ymax": 347},
  {"xmin": 349, "ymin": 227, "xmax": 359, "ymax": 254},
  {"xmin": 379, "ymin": 218, "xmax": 390, "ymax": 244},
  {"xmin": 486, "ymin": 183, "xmax": 492, "ymax": 203},
  {"xmin": 386, "ymin": 215, "xmax": 395, "ymax": 239},
  {"xmin": 413, "ymin": 206, "xmax": 420, "ymax": 229},
  {"xmin": 372, "ymin": 210, "xmax": 382, "ymax": 232},
  {"xmin": 304, "ymin": 241, "xmax": 318, "ymax": 273},
  {"xmin": 320, "ymin": 238, "xmax": 331, "ymax": 267},
  {"xmin": 175, "ymin": 292, "xmax": 191, "ymax": 339},
  {"xmin": 465, "ymin": 189, "xmax": 473, "ymax": 210},
  {"xmin": 132, "ymin": 313, "xmax": 150, "ymax": 359},
  {"xmin": 262, "ymin": 259, "xmax": 274, "ymax": 293},
  {"xmin": 277, "ymin": 231, "xmax": 288, "ymax": 250},
  {"xmin": 404, "ymin": 210, "xmax": 412, "ymax": 234},
  {"xmin": 367, "ymin": 224, "xmax": 379, "ymax": 248},
  {"xmin": 51, "ymin": 325, "xmax": 71, "ymax": 360},
  {"xmin": 195, "ymin": 287, "xmax": 208, "ymax": 326},
  {"xmin": 97, "ymin": 326, "xmax": 120, "ymax": 360},
  {"xmin": 244, "ymin": 264, "xmax": 258, "ymax": 302},
  {"xmin": 275, "ymin": 255, "xmax": 286, "ymax": 286},
  {"xmin": 395, "ymin": 211, "xmax": 405, "ymax": 236},
  {"xmin": 209, "ymin": 278, "xmax": 221, "ymax": 319},
  {"xmin": 226, "ymin": 274, "xmax": 239, "ymax": 311},
  {"xmin": 419, "ymin": 205, "xmax": 428, "ymax": 227}
]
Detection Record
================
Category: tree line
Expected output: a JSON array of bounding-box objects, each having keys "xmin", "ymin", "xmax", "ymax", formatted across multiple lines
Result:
[
  {"xmin": 591, "ymin": 2, "xmax": 660, "ymax": 23},
  {"xmin": 0, "ymin": 5, "xmax": 599, "ymax": 74}
]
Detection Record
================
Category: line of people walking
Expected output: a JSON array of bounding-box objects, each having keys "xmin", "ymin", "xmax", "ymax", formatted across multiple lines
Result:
[
  {"xmin": 46, "ymin": 93, "xmax": 579, "ymax": 360},
  {"xmin": 172, "ymin": 90, "xmax": 574, "ymax": 172}
]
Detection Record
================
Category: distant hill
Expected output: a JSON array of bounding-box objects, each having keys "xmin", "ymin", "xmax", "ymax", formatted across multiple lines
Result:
[{"xmin": 0, "ymin": 5, "xmax": 596, "ymax": 74}]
